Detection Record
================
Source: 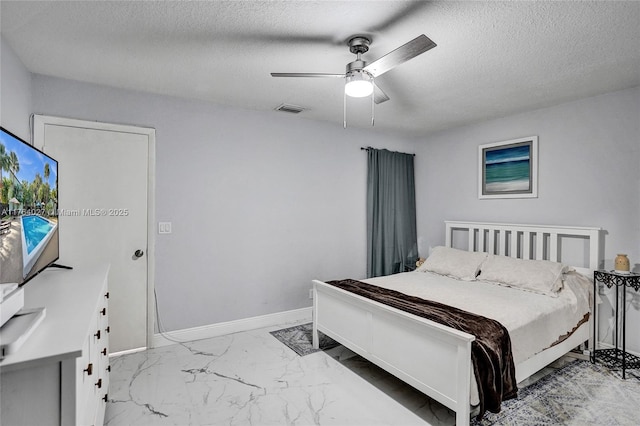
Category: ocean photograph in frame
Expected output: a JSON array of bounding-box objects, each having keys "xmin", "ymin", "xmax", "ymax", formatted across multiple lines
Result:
[{"xmin": 478, "ymin": 136, "xmax": 538, "ymax": 199}]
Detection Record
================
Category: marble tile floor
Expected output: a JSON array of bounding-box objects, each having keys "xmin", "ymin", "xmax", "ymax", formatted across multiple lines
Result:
[{"xmin": 104, "ymin": 321, "xmax": 573, "ymax": 426}]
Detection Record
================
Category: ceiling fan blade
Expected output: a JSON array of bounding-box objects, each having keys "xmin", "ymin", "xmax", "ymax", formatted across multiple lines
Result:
[
  {"xmin": 373, "ymin": 83, "xmax": 390, "ymax": 104},
  {"xmin": 363, "ymin": 34, "xmax": 436, "ymax": 78},
  {"xmin": 270, "ymin": 73, "xmax": 345, "ymax": 78}
]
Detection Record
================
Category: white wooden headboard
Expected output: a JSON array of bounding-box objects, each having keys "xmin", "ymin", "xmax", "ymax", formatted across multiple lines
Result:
[{"xmin": 445, "ymin": 221, "xmax": 602, "ymax": 273}]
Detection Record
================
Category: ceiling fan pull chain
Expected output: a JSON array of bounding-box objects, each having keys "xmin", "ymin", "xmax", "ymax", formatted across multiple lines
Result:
[
  {"xmin": 371, "ymin": 82, "xmax": 375, "ymax": 127},
  {"xmin": 343, "ymin": 89, "xmax": 347, "ymax": 129}
]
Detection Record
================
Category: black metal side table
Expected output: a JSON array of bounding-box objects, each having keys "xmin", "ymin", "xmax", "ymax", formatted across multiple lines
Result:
[{"xmin": 592, "ymin": 270, "xmax": 640, "ymax": 379}]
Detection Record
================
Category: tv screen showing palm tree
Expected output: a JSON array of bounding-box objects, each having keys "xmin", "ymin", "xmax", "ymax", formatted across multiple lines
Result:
[{"xmin": 1, "ymin": 126, "xmax": 59, "ymax": 286}]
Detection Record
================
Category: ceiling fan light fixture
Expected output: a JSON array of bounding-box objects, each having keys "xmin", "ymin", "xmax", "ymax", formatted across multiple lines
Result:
[{"xmin": 345, "ymin": 71, "xmax": 373, "ymax": 98}]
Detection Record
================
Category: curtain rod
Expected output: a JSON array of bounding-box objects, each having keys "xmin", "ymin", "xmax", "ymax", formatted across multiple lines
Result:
[{"xmin": 360, "ymin": 146, "xmax": 415, "ymax": 157}]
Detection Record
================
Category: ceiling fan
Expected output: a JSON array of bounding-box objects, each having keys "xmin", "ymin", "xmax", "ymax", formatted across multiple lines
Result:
[{"xmin": 271, "ymin": 34, "xmax": 436, "ymax": 127}]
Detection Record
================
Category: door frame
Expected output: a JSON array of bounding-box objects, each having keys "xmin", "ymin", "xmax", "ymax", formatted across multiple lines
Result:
[{"xmin": 32, "ymin": 114, "xmax": 156, "ymax": 350}]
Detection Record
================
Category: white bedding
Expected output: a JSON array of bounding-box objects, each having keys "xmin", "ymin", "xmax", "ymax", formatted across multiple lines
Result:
[
  {"xmin": 363, "ymin": 270, "xmax": 591, "ymax": 365},
  {"xmin": 362, "ymin": 270, "xmax": 591, "ymax": 405}
]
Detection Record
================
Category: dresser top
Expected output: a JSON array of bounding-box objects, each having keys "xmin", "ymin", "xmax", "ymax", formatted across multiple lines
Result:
[{"xmin": 0, "ymin": 264, "xmax": 109, "ymax": 371}]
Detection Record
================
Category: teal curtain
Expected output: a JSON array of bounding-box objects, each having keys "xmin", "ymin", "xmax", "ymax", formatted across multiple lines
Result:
[{"xmin": 366, "ymin": 148, "xmax": 418, "ymax": 278}]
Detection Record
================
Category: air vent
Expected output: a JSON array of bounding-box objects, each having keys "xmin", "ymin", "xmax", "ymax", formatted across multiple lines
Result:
[{"xmin": 275, "ymin": 103, "xmax": 306, "ymax": 114}]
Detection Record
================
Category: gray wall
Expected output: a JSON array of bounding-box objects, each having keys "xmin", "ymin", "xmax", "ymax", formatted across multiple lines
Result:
[
  {"xmin": 414, "ymin": 86, "xmax": 640, "ymax": 352},
  {"xmin": 30, "ymin": 73, "xmax": 415, "ymax": 331},
  {"xmin": 1, "ymin": 37, "xmax": 32, "ymax": 140}
]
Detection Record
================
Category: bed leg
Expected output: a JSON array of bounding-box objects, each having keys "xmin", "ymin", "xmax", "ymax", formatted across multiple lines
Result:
[
  {"xmin": 455, "ymin": 342, "xmax": 472, "ymax": 426},
  {"xmin": 456, "ymin": 414, "xmax": 469, "ymax": 426},
  {"xmin": 312, "ymin": 322, "xmax": 319, "ymax": 349},
  {"xmin": 312, "ymin": 284, "xmax": 319, "ymax": 349},
  {"xmin": 456, "ymin": 402, "xmax": 471, "ymax": 426}
]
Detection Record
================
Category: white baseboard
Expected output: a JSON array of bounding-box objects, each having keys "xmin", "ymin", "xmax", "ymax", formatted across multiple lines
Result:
[
  {"xmin": 152, "ymin": 307, "xmax": 312, "ymax": 348},
  {"xmin": 110, "ymin": 346, "xmax": 147, "ymax": 358}
]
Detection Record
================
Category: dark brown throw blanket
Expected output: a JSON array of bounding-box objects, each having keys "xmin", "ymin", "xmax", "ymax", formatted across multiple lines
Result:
[{"xmin": 326, "ymin": 279, "xmax": 517, "ymax": 419}]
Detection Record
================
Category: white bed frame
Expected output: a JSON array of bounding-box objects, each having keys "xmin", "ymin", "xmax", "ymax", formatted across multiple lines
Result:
[{"xmin": 312, "ymin": 221, "xmax": 601, "ymax": 426}]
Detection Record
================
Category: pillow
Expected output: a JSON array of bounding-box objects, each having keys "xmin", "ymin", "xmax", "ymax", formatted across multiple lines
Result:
[
  {"xmin": 416, "ymin": 246, "xmax": 488, "ymax": 281},
  {"xmin": 477, "ymin": 254, "xmax": 572, "ymax": 297}
]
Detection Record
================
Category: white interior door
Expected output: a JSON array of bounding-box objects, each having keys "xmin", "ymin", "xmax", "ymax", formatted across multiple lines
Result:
[{"xmin": 33, "ymin": 115, "xmax": 154, "ymax": 353}]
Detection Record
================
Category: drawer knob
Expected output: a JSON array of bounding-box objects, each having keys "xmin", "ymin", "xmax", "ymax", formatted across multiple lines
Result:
[
  {"xmin": 95, "ymin": 378, "xmax": 102, "ymax": 389},
  {"xmin": 102, "ymin": 393, "xmax": 109, "ymax": 402},
  {"xmin": 104, "ymin": 292, "xmax": 110, "ymax": 299},
  {"xmin": 100, "ymin": 308, "xmax": 107, "ymax": 316},
  {"xmin": 105, "ymin": 326, "xmax": 111, "ymax": 333},
  {"xmin": 94, "ymin": 330, "xmax": 101, "ymax": 339},
  {"xmin": 107, "ymin": 365, "xmax": 111, "ymax": 373},
  {"xmin": 84, "ymin": 363, "xmax": 93, "ymax": 376},
  {"xmin": 102, "ymin": 348, "xmax": 107, "ymax": 356}
]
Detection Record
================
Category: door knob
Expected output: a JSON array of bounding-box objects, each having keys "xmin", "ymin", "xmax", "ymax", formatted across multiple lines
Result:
[{"xmin": 134, "ymin": 249, "xmax": 144, "ymax": 258}]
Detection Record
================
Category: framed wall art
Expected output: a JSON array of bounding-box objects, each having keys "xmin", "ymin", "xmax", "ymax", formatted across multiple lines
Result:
[{"xmin": 478, "ymin": 136, "xmax": 538, "ymax": 199}]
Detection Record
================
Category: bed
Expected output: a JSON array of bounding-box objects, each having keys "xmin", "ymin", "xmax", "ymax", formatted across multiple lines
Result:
[{"xmin": 312, "ymin": 221, "xmax": 601, "ymax": 426}]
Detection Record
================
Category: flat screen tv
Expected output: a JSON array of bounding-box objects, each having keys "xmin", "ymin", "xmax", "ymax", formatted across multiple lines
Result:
[{"xmin": 0, "ymin": 126, "xmax": 60, "ymax": 286}]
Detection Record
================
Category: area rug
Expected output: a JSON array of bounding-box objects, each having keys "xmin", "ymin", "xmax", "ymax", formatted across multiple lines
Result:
[
  {"xmin": 472, "ymin": 360, "xmax": 640, "ymax": 425},
  {"xmin": 270, "ymin": 322, "xmax": 339, "ymax": 356}
]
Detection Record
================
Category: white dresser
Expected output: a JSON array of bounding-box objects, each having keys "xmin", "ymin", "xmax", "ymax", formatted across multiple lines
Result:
[{"xmin": 1, "ymin": 264, "xmax": 110, "ymax": 426}]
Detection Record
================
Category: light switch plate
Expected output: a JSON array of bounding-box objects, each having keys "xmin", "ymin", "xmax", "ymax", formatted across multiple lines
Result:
[{"xmin": 158, "ymin": 222, "xmax": 172, "ymax": 234}]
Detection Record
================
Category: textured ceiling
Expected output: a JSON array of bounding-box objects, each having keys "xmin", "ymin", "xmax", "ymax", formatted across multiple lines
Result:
[{"xmin": 2, "ymin": 1, "xmax": 639, "ymax": 137}]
